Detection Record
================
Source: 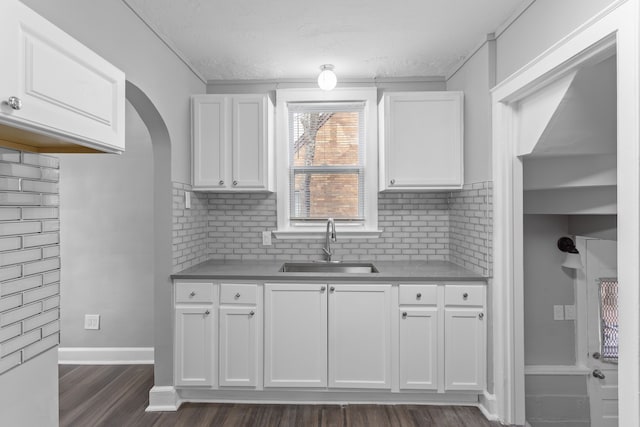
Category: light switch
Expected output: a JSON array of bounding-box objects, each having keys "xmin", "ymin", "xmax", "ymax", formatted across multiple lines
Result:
[
  {"xmin": 553, "ymin": 305, "xmax": 565, "ymax": 321},
  {"xmin": 564, "ymin": 304, "xmax": 576, "ymax": 320}
]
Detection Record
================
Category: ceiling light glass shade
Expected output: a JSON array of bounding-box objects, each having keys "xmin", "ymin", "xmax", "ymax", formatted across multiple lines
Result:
[
  {"xmin": 318, "ymin": 65, "xmax": 337, "ymax": 91},
  {"xmin": 562, "ymin": 252, "xmax": 583, "ymax": 269}
]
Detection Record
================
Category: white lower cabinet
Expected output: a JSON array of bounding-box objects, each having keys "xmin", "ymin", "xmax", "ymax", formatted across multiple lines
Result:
[
  {"xmin": 399, "ymin": 307, "xmax": 439, "ymax": 390},
  {"xmin": 328, "ymin": 284, "xmax": 392, "ymax": 389},
  {"xmin": 219, "ymin": 306, "xmax": 258, "ymax": 386},
  {"xmin": 174, "ymin": 282, "xmax": 217, "ymax": 387},
  {"xmin": 218, "ymin": 283, "xmax": 260, "ymax": 387},
  {"xmin": 264, "ymin": 284, "xmax": 328, "ymax": 387},
  {"xmin": 444, "ymin": 285, "xmax": 486, "ymax": 391}
]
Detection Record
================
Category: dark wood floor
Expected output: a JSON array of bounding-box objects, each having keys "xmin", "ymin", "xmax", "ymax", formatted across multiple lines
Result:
[{"xmin": 59, "ymin": 365, "xmax": 501, "ymax": 427}]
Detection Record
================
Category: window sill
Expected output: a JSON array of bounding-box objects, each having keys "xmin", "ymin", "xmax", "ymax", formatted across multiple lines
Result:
[{"xmin": 272, "ymin": 229, "xmax": 383, "ymax": 240}]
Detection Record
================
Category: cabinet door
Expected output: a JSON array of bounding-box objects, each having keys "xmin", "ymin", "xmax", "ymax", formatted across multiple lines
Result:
[
  {"xmin": 382, "ymin": 92, "xmax": 463, "ymax": 190},
  {"xmin": 232, "ymin": 95, "xmax": 268, "ymax": 190},
  {"xmin": 192, "ymin": 95, "xmax": 227, "ymax": 189},
  {"xmin": 0, "ymin": 0, "xmax": 125, "ymax": 152},
  {"xmin": 174, "ymin": 306, "xmax": 214, "ymax": 387},
  {"xmin": 264, "ymin": 284, "xmax": 328, "ymax": 387},
  {"xmin": 328, "ymin": 284, "xmax": 391, "ymax": 389},
  {"xmin": 444, "ymin": 307, "xmax": 486, "ymax": 391},
  {"xmin": 399, "ymin": 308, "xmax": 439, "ymax": 390},
  {"xmin": 219, "ymin": 306, "xmax": 258, "ymax": 387}
]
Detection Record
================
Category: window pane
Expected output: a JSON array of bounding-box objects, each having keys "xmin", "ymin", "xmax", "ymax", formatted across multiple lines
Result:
[
  {"xmin": 291, "ymin": 111, "xmax": 361, "ymax": 167},
  {"xmin": 599, "ymin": 278, "xmax": 619, "ymax": 362},
  {"xmin": 292, "ymin": 172, "xmax": 362, "ymax": 220}
]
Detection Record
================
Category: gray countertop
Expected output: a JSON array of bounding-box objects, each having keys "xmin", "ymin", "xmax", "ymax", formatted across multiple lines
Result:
[{"xmin": 171, "ymin": 259, "xmax": 486, "ymax": 282}]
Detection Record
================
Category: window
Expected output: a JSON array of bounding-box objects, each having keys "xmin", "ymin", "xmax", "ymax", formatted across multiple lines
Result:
[{"xmin": 275, "ymin": 88, "xmax": 379, "ymax": 238}]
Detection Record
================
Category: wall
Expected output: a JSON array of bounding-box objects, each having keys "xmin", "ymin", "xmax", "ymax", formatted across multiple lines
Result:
[
  {"xmin": 57, "ymin": 101, "xmax": 154, "ymax": 348},
  {"xmin": 446, "ymin": 41, "xmax": 494, "ymax": 183},
  {"xmin": 0, "ymin": 149, "xmax": 61, "ymax": 426},
  {"xmin": 496, "ymin": 0, "xmax": 618, "ymax": 83}
]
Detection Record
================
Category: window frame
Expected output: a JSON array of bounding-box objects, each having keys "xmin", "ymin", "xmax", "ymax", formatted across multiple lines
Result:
[{"xmin": 274, "ymin": 88, "xmax": 380, "ymax": 239}]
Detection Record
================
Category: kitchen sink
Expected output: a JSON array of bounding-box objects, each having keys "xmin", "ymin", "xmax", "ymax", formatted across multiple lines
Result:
[{"xmin": 279, "ymin": 262, "xmax": 379, "ymax": 273}]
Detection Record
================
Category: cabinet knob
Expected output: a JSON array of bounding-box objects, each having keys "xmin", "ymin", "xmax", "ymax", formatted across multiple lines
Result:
[
  {"xmin": 592, "ymin": 369, "xmax": 605, "ymax": 379},
  {"xmin": 320, "ymin": 286, "xmax": 326, "ymax": 292},
  {"xmin": 478, "ymin": 312, "xmax": 484, "ymax": 320},
  {"xmin": 249, "ymin": 310, "xmax": 255, "ymax": 317},
  {"xmin": 6, "ymin": 96, "xmax": 22, "ymax": 110},
  {"xmin": 329, "ymin": 286, "xmax": 335, "ymax": 292},
  {"xmin": 204, "ymin": 310, "xmax": 210, "ymax": 315},
  {"xmin": 416, "ymin": 293, "xmax": 422, "ymax": 299},
  {"xmin": 463, "ymin": 292, "xmax": 469, "ymax": 300},
  {"xmin": 390, "ymin": 179, "xmax": 396, "ymax": 185},
  {"xmin": 235, "ymin": 293, "xmax": 241, "ymax": 299},
  {"xmin": 233, "ymin": 180, "xmax": 238, "ymax": 186},
  {"xmin": 402, "ymin": 312, "xmax": 407, "ymax": 319},
  {"xmin": 592, "ymin": 352, "xmax": 601, "ymax": 360},
  {"xmin": 190, "ymin": 291, "xmax": 196, "ymax": 297},
  {"xmin": 219, "ymin": 180, "xmax": 224, "ymax": 185}
]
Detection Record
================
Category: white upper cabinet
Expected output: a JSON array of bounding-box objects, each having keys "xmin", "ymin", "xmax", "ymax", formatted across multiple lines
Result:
[
  {"xmin": 379, "ymin": 91, "xmax": 463, "ymax": 191},
  {"xmin": 192, "ymin": 94, "xmax": 273, "ymax": 192},
  {"xmin": 0, "ymin": 0, "xmax": 125, "ymax": 154}
]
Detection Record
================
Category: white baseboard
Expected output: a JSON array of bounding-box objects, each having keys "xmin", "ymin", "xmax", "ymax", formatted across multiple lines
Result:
[
  {"xmin": 58, "ymin": 347, "xmax": 154, "ymax": 364},
  {"xmin": 147, "ymin": 386, "xmax": 181, "ymax": 412},
  {"xmin": 478, "ymin": 391, "xmax": 500, "ymax": 421}
]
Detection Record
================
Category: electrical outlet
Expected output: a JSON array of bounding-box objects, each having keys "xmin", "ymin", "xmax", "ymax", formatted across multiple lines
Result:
[
  {"xmin": 185, "ymin": 191, "xmax": 191, "ymax": 209},
  {"xmin": 564, "ymin": 304, "xmax": 576, "ymax": 320},
  {"xmin": 84, "ymin": 314, "xmax": 100, "ymax": 330},
  {"xmin": 553, "ymin": 305, "xmax": 565, "ymax": 321},
  {"xmin": 262, "ymin": 230, "xmax": 272, "ymax": 246}
]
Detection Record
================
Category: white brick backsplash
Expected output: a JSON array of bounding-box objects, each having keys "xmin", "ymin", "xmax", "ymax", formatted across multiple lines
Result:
[
  {"xmin": 0, "ymin": 153, "xmax": 60, "ymax": 378},
  {"xmin": 0, "ymin": 302, "xmax": 42, "ymax": 327},
  {"xmin": 0, "ymin": 322, "xmax": 22, "ymax": 343},
  {"xmin": 23, "ymin": 332, "xmax": 58, "ymax": 361},
  {"xmin": 0, "ymin": 294, "xmax": 22, "ymax": 313},
  {"xmin": 1, "ymin": 328, "xmax": 40, "ymax": 357},
  {"xmin": 0, "ymin": 350, "xmax": 22, "ymax": 375}
]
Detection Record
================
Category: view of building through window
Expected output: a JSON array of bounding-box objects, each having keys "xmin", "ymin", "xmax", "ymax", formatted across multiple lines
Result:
[{"xmin": 289, "ymin": 105, "xmax": 364, "ymax": 222}]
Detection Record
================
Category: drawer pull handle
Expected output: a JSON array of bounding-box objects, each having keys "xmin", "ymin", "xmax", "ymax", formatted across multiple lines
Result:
[
  {"xmin": 402, "ymin": 312, "xmax": 407, "ymax": 319},
  {"xmin": 235, "ymin": 293, "xmax": 241, "ymax": 299},
  {"xmin": 478, "ymin": 312, "xmax": 484, "ymax": 320},
  {"xmin": 204, "ymin": 310, "xmax": 210, "ymax": 315},
  {"xmin": 249, "ymin": 311, "xmax": 255, "ymax": 317},
  {"xmin": 190, "ymin": 291, "xmax": 196, "ymax": 297},
  {"xmin": 463, "ymin": 292, "xmax": 469, "ymax": 300},
  {"xmin": 416, "ymin": 293, "xmax": 422, "ymax": 299}
]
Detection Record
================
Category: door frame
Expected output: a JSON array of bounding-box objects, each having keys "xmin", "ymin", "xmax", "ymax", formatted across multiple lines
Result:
[{"xmin": 490, "ymin": 0, "xmax": 639, "ymax": 424}]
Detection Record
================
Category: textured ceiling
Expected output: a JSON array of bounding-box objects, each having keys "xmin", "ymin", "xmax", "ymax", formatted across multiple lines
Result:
[{"xmin": 124, "ymin": 0, "xmax": 529, "ymax": 82}]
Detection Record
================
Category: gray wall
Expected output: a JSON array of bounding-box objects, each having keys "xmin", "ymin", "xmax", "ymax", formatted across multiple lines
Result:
[{"xmin": 58, "ymin": 102, "xmax": 154, "ymax": 347}]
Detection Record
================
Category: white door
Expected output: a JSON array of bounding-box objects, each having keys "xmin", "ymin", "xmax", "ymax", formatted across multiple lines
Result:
[
  {"xmin": 585, "ymin": 239, "xmax": 618, "ymax": 427},
  {"xmin": 192, "ymin": 95, "xmax": 227, "ymax": 189},
  {"xmin": 399, "ymin": 307, "xmax": 438, "ymax": 390},
  {"xmin": 264, "ymin": 284, "xmax": 328, "ymax": 387},
  {"xmin": 328, "ymin": 284, "xmax": 391, "ymax": 389},
  {"xmin": 232, "ymin": 95, "xmax": 267, "ymax": 189},
  {"xmin": 174, "ymin": 307, "xmax": 214, "ymax": 387},
  {"xmin": 444, "ymin": 307, "xmax": 485, "ymax": 391},
  {"xmin": 0, "ymin": 0, "xmax": 125, "ymax": 152},
  {"xmin": 219, "ymin": 306, "xmax": 257, "ymax": 387}
]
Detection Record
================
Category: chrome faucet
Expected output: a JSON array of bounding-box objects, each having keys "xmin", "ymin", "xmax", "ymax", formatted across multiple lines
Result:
[{"xmin": 323, "ymin": 218, "xmax": 337, "ymax": 262}]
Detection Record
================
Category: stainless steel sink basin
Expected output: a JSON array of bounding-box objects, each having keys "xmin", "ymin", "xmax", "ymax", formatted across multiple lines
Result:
[{"xmin": 279, "ymin": 262, "xmax": 379, "ymax": 273}]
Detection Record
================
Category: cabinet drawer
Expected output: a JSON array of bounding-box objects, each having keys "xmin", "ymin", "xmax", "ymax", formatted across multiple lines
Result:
[
  {"xmin": 220, "ymin": 283, "xmax": 257, "ymax": 305},
  {"xmin": 175, "ymin": 282, "xmax": 215, "ymax": 304},
  {"xmin": 399, "ymin": 285, "xmax": 437, "ymax": 305},
  {"xmin": 444, "ymin": 285, "xmax": 484, "ymax": 306}
]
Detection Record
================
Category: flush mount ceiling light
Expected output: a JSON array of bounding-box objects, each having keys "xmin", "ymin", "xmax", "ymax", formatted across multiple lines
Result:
[
  {"xmin": 557, "ymin": 236, "xmax": 583, "ymax": 269},
  {"xmin": 317, "ymin": 64, "xmax": 337, "ymax": 91}
]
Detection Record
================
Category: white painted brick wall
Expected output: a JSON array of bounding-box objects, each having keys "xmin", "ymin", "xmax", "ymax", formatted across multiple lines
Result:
[
  {"xmin": 171, "ymin": 181, "xmax": 493, "ymax": 274},
  {"xmin": 0, "ymin": 148, "xmax": 60, "ymax": 375}
]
